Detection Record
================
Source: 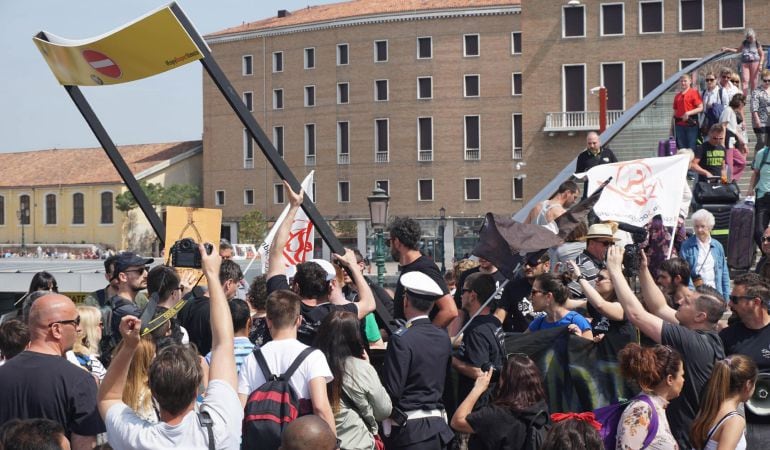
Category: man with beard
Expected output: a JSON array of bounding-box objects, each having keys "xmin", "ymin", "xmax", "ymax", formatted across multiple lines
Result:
[
  {"xmin": 453, "ymin": 257, "xmax": 506, "ymax": 323},
  {"xmin": 568, "ymin": 223, "xmax": 618, "ymax": 300},
  {"xmin": 494, "ymin": 250, "xmax": 550, "ymax": 332},
  {"xmin": 524, "ymin": 180, "xmax": 580, "ymax": 233},
  {"xmin": 653, "ymin": 257, "xmax": 693, "ymax": 308}
]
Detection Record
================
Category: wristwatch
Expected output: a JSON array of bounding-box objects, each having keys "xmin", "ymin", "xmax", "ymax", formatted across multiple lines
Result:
[{"xmin": 575, "ymin": 274, "xmax": 585, "ymax": 282}]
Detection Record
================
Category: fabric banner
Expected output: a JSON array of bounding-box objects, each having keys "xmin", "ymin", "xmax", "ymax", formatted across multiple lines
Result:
[
  {"xmin": 258, "ymin": 172, "xmax": 315, "ymax": 274},
  {"xmin": 33, "ymin": 3, "xmax": 204, "ymax": 86},
  {"xmin": 581, "ymin": 154, "xmax": 690, "ymax": 227}
]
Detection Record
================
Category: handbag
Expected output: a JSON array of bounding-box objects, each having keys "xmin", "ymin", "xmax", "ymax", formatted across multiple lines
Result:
[{"xmin": 693, "ymin": 180, "xmax": 740, "ymax": 204}]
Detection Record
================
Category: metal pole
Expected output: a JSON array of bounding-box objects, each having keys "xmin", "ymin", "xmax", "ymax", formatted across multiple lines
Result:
[
  {"xmin": 439, "ymin": 224, "xmax": 446, "ymax": 274},
  {"xmin": 599, "ymin": 86, "xmax": 608, "ymax": 133},
  {"xmin": 376, "ymin": 228, "xmax": 385, "ymax": 285},
  {"xmin": 20, "ymin": 217, "xmax": 25, "ymax": 255}
]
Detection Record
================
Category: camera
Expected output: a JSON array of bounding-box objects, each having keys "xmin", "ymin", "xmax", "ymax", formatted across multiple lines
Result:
[
  {"xmin": 481, "ymin": 361, "xmax": 501, "ymax": 384},
  {"xmin": 170, "ymin": 238, "xmax": 213, "ymax": 268},
  {"xmin": 617, "ymin": 223, "xmax": 648, "ymax": 278}
]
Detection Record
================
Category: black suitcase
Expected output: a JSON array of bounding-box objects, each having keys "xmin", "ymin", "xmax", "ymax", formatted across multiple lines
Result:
[
  {"xmin": 703, "ymin": 204, "xmax": 732, "ymax": 251},
  {"xmin": 727, "ymin": 201, "xmax": 755, "ymax": 271}
]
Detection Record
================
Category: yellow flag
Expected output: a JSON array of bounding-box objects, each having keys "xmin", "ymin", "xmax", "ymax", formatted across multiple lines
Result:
[{"xmin": 33, "ymin": 3, "xmax": 204, "ymax": 86}]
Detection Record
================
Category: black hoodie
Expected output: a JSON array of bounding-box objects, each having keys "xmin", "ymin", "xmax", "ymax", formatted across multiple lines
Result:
[{"xmin": 466, "ymin": 399, "xmax": 550, "ymax": 450}]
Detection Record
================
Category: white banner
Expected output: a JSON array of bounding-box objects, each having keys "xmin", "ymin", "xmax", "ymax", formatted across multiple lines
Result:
[
  {"xmin": 258, "ymin": 172, "xmax": 315, "ymax": 274},
  {"xmin": 583, "ymin": 154, "xmax": 690, "ymax": 227}
]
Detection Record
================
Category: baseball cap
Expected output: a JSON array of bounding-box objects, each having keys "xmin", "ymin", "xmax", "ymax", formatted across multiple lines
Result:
[{"xmin": 113, "ymin": 252, "xmax": 154, "ymax": 277}]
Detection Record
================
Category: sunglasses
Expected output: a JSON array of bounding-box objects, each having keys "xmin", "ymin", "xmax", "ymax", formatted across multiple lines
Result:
[
  {"xmin": 721, "ymin": 75, "xmax": 730, "ymax": 79},
  {"xmin": 705, "ymin": 78, "xmax": 715, "ymax": 81},
  {"xmin": 124, "ymin": 266, "xmax": 150, "ymax": 274},
  {"xmin": 729, "ymin": 295, "xmax": 754, "ymax": 303},
  {"xmin": 596, "ymin": 240, "xmax": 613, "ymax": 247},
  {"xmin": 763, "ymin": 236, "xmax": 770, "ymax": 243},
  {"xmin": 462, "ymin": 288, "xmax": 472, "ymax": 293},
  {"xmin": 764, "ymin": 79, "xmax": 770, "ymax": 83},
  {"xmin": 596, "ymin": 274, "xmax": 608, "ymax": 281},
  {"xmin": 48, "ymin": 315, "xmax": 80, "ymax": 328},
  {"xmin": 530, "ymin": 288, "xmax": 546, "ymax": 296}
]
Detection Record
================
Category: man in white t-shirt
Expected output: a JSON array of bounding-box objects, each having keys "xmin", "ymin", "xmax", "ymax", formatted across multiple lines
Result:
[
  {"xmin": 97, "ymin": 245, "xmax": 243, "ymax": 449},
  {"xmin": 237, "ymin": 289, "xmax": 336, "ymax": 435}
]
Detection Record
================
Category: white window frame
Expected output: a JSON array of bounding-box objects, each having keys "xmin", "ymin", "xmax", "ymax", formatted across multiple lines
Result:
[
  {"xmin": 512, "ymin": 113, "xmax": 523, "ymax": 160},
  {"xmin": 600, "ymin": 3, "xmax": 625, "ymax": 36},
  {"xmin": 511, "ymin": 32, "xmax": 522, "ymax": 55},
  {"xmin": 513, "ymin": 176, "xmax": 525, "ymax": 200},
  {"xmin": 273, "ymin": 89, "xmax": 283, "ymax": 110},
  {"xmin": 374, "ymin": 40, "xmax": 388, "ymax": 63},
  {"xmin": 243, "ymin": 91, "xmax": 253, "ymax": 112},
  {"xmin": 305, "ymin": 123, "xmax": 316, "ymax": 165},
  {"xmin": 375, "ymin": 180, "xmax": 390, "ymax": 195},
  {"xmin": 43, "ymin": 192, "xmax": 57, "ymax": 225},
  {"xmin": 338, "ymin": 181, "xmax": 351, "ymax": 203},
  {"xmin": 561, "ymin": 63, "xmax": 587, "ymax": 112},
  {"xmin": 417, "ymin": 116, "xmax": 433, "ymax": 161},
  {"xmin": 272, "ymin": 51, "xmax": 283, "ymax": 73},
  {"xmin": 243, "ymin": 128, "xmax": 254, "ymax": 169},
  {"xmin": 464, "ymin": 74, "xmax": 480, "ymax": 98},
  {"xmin": 463, "ymin": 33, "xmax": 480, "ymax": 57},
  {"xmin": 304, "ymin": 47, "xmax": 315, "ymax": 69},
  {"xmin": 374, "ymin": 118, "xmax": 390, "ymax": 161},
  {"xmin": 337, "ymin": 82, "xmax": 350, "ymax": 104},
  {"xmin": 374, "ymin": 79, "xmax": 389, "ymax": 102},
  {"xmin": 639, "ymin": 1, "xmax": 665, "ymax": 34},
  {"xmin": 562, "ymin": 5, "xmax": 586, "ymax": 38},
  {"xmin": 719, "ymin": 0, "xmax": 744, "ymax": 30},
  {"xmin": 215, "ymin": 190, "xmax": 225, "ymax": 206},
  {"xmin": 639, "ymin": 59, "xmax": 665, "ymax": 100},
  {"xmin": 679, "ymin": 58, "xmax": 699, "ymax": 71},
  {"xmin": 417, "ymin": 76, "xmax": 433, "ymax": 100},
  {"xmin": 242, "ymin": 55, "xmax": 253, "ymax": 76},
  {"xmin": 243, "ymin": 189, "xmax": 254, "ymax": 206},
  {"xmin": 273, "ymin": 184, "xmax": 285, "ymax": 204},
  {"xmin": 511, "ymin": 72, "xmax": 522, "ymax": 96},
  {"xmin": 337, "ymin": 43, "xmax": 349, "ymax": 66},
  {"xmin": 464, "ymin": 114, "xmax": 481, "ymax": 160},
  {"xmin": 678, "ymin": 0, "xmax": 704, "ymax": 33},
  {"xmin": 337, "ymin": 121, "xmax": 350, "ymax": 164},
  {"xmin": 304, "ymin": 85, "xmax": 316, "ymax": 107},
  {"xmin": 273, "ymin": 126, "xmax": 284, "ymax": 157},
  {"xmin": 600, "ymin": 61, "xmax": 626, "ymax": 110},
  {"xmin": 417, "ymin": 36, "xmax": 433, "ymax": 59},
  {"xmin": 417, "ymin": 179, "xmax": 434, "ymax": 202},
  {"xmin": 464, "ymin": 178, "xmax": 481, "ymax": 201}
]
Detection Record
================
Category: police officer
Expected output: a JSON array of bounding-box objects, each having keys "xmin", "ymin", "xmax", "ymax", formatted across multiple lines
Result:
[{"xmin": 383, "ymin": 271, "xmax": 454, "ymax": 449}]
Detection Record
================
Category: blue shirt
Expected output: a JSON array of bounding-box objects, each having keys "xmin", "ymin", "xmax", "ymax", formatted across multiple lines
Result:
[
  {"xmin": 205, "ymin": 336, "xmax": 255, "ymax": 375},
  {"xmin": 528, "ymin": 311, "xmax": 592, "ymax": 333}
]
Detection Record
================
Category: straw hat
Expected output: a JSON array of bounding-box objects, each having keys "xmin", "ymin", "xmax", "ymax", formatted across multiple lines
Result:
[{"xmin": 579, "ymin": 223, "xmax": 620, "ymax": 242}]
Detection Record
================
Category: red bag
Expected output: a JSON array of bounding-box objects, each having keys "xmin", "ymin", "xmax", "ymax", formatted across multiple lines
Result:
[{"xmin": 374, "ymin": 434, "xmax": 386, "ymax": 450}]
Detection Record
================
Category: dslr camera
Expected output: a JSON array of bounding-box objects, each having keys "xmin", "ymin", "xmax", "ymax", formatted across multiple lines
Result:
[{"xmin": 170, "ymin": 238, "xmax": 214, "ymax": 268}]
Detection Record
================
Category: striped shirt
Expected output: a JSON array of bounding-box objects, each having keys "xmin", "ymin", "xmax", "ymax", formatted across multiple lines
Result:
[{"xmin": 205, "ymin": 336, "xmax": 255, "ymax": 375}]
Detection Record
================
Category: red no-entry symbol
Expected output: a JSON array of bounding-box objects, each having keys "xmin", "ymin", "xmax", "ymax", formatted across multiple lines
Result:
[{"xmin": 82, "ymin": 49, "xmax": 121, "ymax": 78}]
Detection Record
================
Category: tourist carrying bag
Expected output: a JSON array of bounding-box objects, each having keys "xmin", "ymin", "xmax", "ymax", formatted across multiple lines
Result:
[
  {"xmin": 594, "ymin": 394, "xmax": 659, "ymax": 450},
  {"xmin": 693, "ymin": 180, "xmax": 740, "ymax": 205}
]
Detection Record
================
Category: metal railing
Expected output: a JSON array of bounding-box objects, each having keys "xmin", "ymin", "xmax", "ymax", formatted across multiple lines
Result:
[
  {"xmin": 337, "ymin": 153, "xmax": 350, "ymax": 164},
  {"xmin": 305, "ymin": 155, "xmax": 316, "ymax": 166},
  {"xmin": 465, "ymin": 148, "xmax": 480, "ymax": 160},
  {"xmin": 243, "ymin": 159, "xmax": 254, "ymax": 169},
  {"xmin": 418, "ymin": 150, "xmax": 433, "ymax": 162},
  {"xmin": 375, "ymin": 152, "xmax": 389, "ymax": 163},
  {"xmin": 543, "ymin": 110, "xmax": 625, "ymax": 132}
]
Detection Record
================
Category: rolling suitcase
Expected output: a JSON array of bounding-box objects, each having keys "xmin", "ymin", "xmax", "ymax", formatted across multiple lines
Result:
[
  {"xmin": 658, "ymin": 137, "xmax": 677, "ymax": 157},
  {"xmin": 727, "ymin": 200, "xmax": 755, "ymax": 271},
  {"xmin": 703, "ymin": 204, "xmax": 732, "ymax": 251}
]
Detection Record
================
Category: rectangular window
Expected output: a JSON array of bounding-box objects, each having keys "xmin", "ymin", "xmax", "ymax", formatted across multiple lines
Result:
[
  {"xmin": 464, "ymin": 115, "xmax": 481, "ymax": 160},
  {"xmin": 305, "ymin": 124, "xmax": 316, "ymax": 165},
  {"xmin": 304, "ymin": 85, "xmax": 315, "ymax": 107},
  {"xmin": 243, "ymin": 129, "xmax": 254, "ymax": 169},
  {"xmin": 304, "ymin": 47, "xmax": 315, "ymax": 69},
  {"xmin": 417, "ymin": 37, "xmax": 432, "ymax": 59},
  {"xmin": 563, "ymin": 64, "xmax": 586, "ymax": 112},
  {"xmin": 464, "ymin": 34, "xmax": 480, "ymax": 57},
  {"xmin": 100, "ymin": 192, "xmax": 112, "ymax": 224},
  {"xmin": 601, "ymin": 3, "xmax": 624, "ymax": 36},
  {"xmin": 679, "ymin": 0, "xmax": 703, "ymax": 32},
  {"xmin": 273, "ymin": 126, "xmax": 284, "ymax": 158},
  {"xmin": 640, "ymin": 1, "xmax": 664, "ymax": 33},
  {"xmin": 272, "ymin": 52, "xmax": 283, "ymax": 72},
  {"xmin": 244, "ymin": 190, "xmax": 254, "ymax": 205},
  {"xmin": 242, "ymin": 55, "xmax": 253, "ymax": 75},
  {"xmin": 512, "ymin": 73, "xmax": 522, "ymax": 96},
  {"xmin": 338, "ymin": 181, "xmax": 350, "ymax": 203},
  {"xmin": 374, "ymin": 40, "xmax": 388, "ymax": 62},
  {"xmin": 215, "ymin": 190, "xmax": 225, "ymax": 206},
  {"xmin": 337, "ymin": 43, "xmax": 349, "ymax": 65},
  {"xmin": 512, "ymin": 114, "xmax": 523, "ymax": 160},
  {"xmin": 680, "ymin": 59, "xmax": 698, "ymax": 71},
  {"xmin": 274, "ymin": 184, "xmax": 285, "ymax": 204},
  {"xmin": 337, "ymin": 121, "xmax": 350, "ymax": 164},
  {"xmin": 418, "ymin": 179, "xmax": 434, "ymax": 201},
  {"xmin": 72, "ymin": 193, "xmax": 84, "ymax": 225},
  {"xmin": 0, "ymin": 196, "xmax": 4, "ymax": 226},
  {"xmin": 375, "ymin": 118, "xmax": 389, "ymax": 162},
  {"xmin": 513, "ymin": 177, "xmax": 524, "ymax": 200},
  {"xmin": 417, "ymin": 77, "xmax": 433, "ymax": 99},
  {"xmin": 601, "ymin": 62, "xmax": 625, "ymax": 110},
  {"xmin": 465, "ymin": 178, "xmax": 481, "ymax": 201},
  {"xmin": 273, "ymin": 89, "xmax": 283, "ymax": 110},
  {"xmin": 720, "ymin": 0, "xmax": 744, "ymax": 29},
  {"xmin": 19, "ymin": 195, "xmax": 30, "ymax": 225},
  {"xmin": 640, "ymin": 60, "xmax": 664, "ymax": 99},
  {"xmin": 418, "ymin": 117, "xmax": 433, "ymax": 161},
  {"xmin": 375, "ymin": 180, "xmax": 390, "ymax": 195},
  {"xmin": 465, "ymin": 74, "xmax": 480, "ymax": 97},
  {"xmin": 511, "ymin": 32, "xmax": 522, "ymax": 55},
  {"xmin": 375, "ymin": 79, "xmax": 388, "ymax": 101},
  {"xmin": 45, "ymin": 194, "xmax": 56, "ymax": 225},
  {"xmin": 243, "ymin": 92, "xmax": 253, "ymax": 111},
  {"xmin": 563, "ymin": 5, "xmax": 586, "ymax": 38},
  {"xmin": 337, "ymin": 82, "xmax": 349, "ymax": 104}
]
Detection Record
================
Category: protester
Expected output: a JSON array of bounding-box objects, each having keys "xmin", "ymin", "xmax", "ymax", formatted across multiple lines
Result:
[
  {"xmin": 524, "ymin": 180, "xmax": 580, "ymax": 233},
  {"xmin": 68, "ymin": 304, "xmax": 106, "ymax": 381},
  {"xmin": 245, "ymin": 274, "xmax": 270, "ymax": 345},
  {"xmin": 541, "ymin": 413, "xmax": 602, "ymax": 450},
  {"xmin": 680, "ymin": 209, "xmax": 731, "ymax": 298},
  {"xmin": 119, "ymin": 337, "xmax": 157, "ymax": 423},
  {"xmin": 0, "ymin": 418, "xmax": 70, "ymax": 450},
  {"xmin": 0, "ymin": 319, "xmax": 29, "ymax": 364},
  {"xmin": 279, "ymin": 415, "xmax": 338, "ymax": 450},
  {"xmin": 690, "ymin": 355, "xmax": 757, "ymax": 450},
  {"xmin": 205, "ymin": 299, "xmax": 254, "ymax": 375},
  {"xmin": 568, "ymin": 222, "xmax": 618, "ymax": 300},
  {"xmin": 568, "ymin": 262, "xmax": 633, "ymax": 340},
  {"xmin": 495, "ymin": 250, "xmax": 549, "ymax": 332},
  {"xmin": 527, "ymin": 272, "xmax": 593, "ymax": 340}
]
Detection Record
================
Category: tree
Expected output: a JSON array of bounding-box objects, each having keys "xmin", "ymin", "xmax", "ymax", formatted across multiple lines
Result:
[
  {"xmin": 239, "ymin": 209, "xmax": 268, "ymax": 244},
  {"xmin": 115, "ymin": 181, "xmax": 200, "ymax": 213}
]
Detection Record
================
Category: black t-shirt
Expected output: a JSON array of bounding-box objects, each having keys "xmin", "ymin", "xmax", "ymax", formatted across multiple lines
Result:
[
  {"xmin": 496, "ymin": 277, "xmax": 533, "ymax": 332},
  {"xmin": 393, "ymin": 255, "xmax": 449, "ymax": 321},
  {"xmin": 454, "ymin": 267, "xmax": 508, "ymax": 310},
  {"xmin": 466, "ymin": 401, "xmax": 549, "ymax": 450},
  {"xmin": 586, "ymin": 301, "xmax": 635, "ymax": 338},
  {"xmin": 177, "ymin": 295, "xmax": 212, "ymax": 356},
  {"xmin": 720, "ymin": 321, "xmax": 770, "ymax": 424},
  {"xmin": 661, "ymin": 323, "xmax": 725, "ymax": 449},
  {"xmin": 694, "ymin": 141, "xmax": 726, "ymax": 180},
  {"xmin": 576, "ymin": 147, "xmax": 618, "ymax": 196},
  {"xmin": 456, "ymin": 314, "xmax": 504, "ymax": 404},
  {"xmin": 0, "ymin": 351, "xmax": 105, "ymax": 437}
]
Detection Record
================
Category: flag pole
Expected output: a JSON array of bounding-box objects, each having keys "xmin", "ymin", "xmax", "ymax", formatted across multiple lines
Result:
[{"xmin": 452, "ymin": 269, "xmax": 517, "ymax": 344}]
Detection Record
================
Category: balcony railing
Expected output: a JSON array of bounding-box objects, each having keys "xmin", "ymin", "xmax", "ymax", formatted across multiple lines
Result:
[
  {"xmin": 543, "ymin": 110, "xmax": 625, "ymax": 132},
  {"xmin": 337, "ymin": 153, "xmax": 350, "ymax": 165},
  {"xmin": 513, "ymin": 148, "xmax": 523, "ymax": 160},
  {"xmin": 375, "ymin": 152, "xmax": 389, "ymax": 163},
  {"xmin": 418, "ymin": 150, "xmax": 433, "ymax": 162},
  {"xmin": 465, "ymin": 148, "xmax": 480, "ymax": 160},
  {"xmin": 305, "ymin": 155, "xmax": 316, "ymax": 166},
  {"xmin": 243, "ymin": 159, "xmax": 254, "ymax": 169}
]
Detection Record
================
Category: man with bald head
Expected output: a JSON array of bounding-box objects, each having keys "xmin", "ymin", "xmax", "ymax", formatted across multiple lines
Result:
[
  {"xmin": 279, "ymin": 415, "xmax": 338, "ymax": 450},
  {"xmin": 0, "ymin": 293, "xmax": 104, "ymax": 450},
  {"xmin": 575, "ymin": 131, "xmax": 617, "ymax": 198}
]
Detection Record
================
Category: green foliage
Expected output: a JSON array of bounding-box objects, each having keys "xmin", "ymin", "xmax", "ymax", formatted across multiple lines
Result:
[
  {"xmin": 239, "ymin": 209, "xmax": 268, "ymax": 244},
  {"xmin": 333, "ymin": 220, "xmax": 357, "ymax": 238},
  {"xmin": 115, "ymin": 181, "xmax": 200, "ymax": 213}
]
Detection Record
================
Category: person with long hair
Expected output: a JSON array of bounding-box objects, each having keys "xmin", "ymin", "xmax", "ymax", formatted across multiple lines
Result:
[
  {"xmin": 569, "ymin": 262, "xmax": 634, "ymax": 340},
  {"xmin": 68, "ymin": 305, "xmax": 106, "ymax": 381},
  {"xmin": 722, "ymin": 28, "xmax": 764, "ymax": 96},
  {"xmin": 451, "ymin": 354, "xmax": 549, "ymax": 450},
  {"xmin": 720, "ymin": 93, "xmax": 749, "ymax": 181},
  {"xmin": 617, "ymin": 343, "xmax": 684, "ymax": 449},
  {"xmin": 541, "ymin": 414, "xmax": 602, "ymax": 450},
  {"xmin": 119, "ymin": 337, "xmax": 158, "ymax": 423},
  {"xmin": 527, "ymin": 272, "xmax": 593, "ymax": 340},
  {"xmin": 315, "ymin": 310, "xmax": 391, "ymax": 450},
  {"xmin": 690, "ymin": 355, "xmax": 757, "ymax": 450}
]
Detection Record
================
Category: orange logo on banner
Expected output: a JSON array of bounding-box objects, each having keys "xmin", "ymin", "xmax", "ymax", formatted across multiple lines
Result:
[
  {"xmin": 605, "ymin": 160, "xmax": 662, "ymax": 206},
  {"xmin": 283, "ymin": 220, "xmax": 315, "ymax": 266}
]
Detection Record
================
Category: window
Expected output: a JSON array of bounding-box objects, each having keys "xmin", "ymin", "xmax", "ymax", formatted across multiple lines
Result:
[
  {"xmin": 337, "ymin": 82, "xmax": 349, "ymax": 104},
  {"xmin": 417, "ymin": 77, "xmax": 433, "ymax": 99},
  {"xmin": 215, "ymin": 190, "xmax": 225, "ymax": 206},
  {"xmin": 273, "ymin": 126, "xmax": 284, "ymax": 158},
  {"xmin": 601, "ymin": 3, "xmax": 624, "ymax": 36},
  {"xmin": 375, "ymin": 180, "xmax": 389, "ymax": 195},
  {"xmin": 72, "ymin": 193, "xmax": 84, "ymax": 224},
  {"xmin": 100, "ymin": 192, "xmax": 113, "ymax": 224},
  {"xmin": 418, "ymin": 117, "xmax": 433, "ymax": 161},
  {"xmin": 464, "ymin": 115, "xmax": 480, "ymax": 160},
  {"xmin": 305, "ymin": 124, "xmax": 316, "ymax": 165},
  {"xmin": 512, "ymin": 114, "xmax": 522, "ymax": 160},
  {"xmin": 272, "ymin": 52, "xmax": 283, "ymax": 72},
  {"xmin": 374, "ymin": 40, "xmax": 388, "ymax": 62},
  {"xmin": 304, "ymin": 47, "xmax": 315, "ymax": 69},
  {"xmin": 273, "ymin": 89, "xmax": 283, "ymax": 110},
  {"xmin": 511, "ymin": 32, "xmax": 522, "ymax": 55},
  {"xmin": 375, "ymin": 79, "xmax": 388, "ymax": 101},
  {"xmin": 45, "ymin": 194, "xmax": 56, "ymax": 225},
  {"xmin": 680, "ymin": 59, "xmax": 698, "ymax": 71},
  {"xmin": 464, "ymin": 34, "xmax": 479, "ymax": 57},
  {"xmin": 601, "ymin": 62, "xmax": 625, "ymax": 110},
  {"xmin": 418, "ymin": 179, "xmax": 434, "ymax": 201},
  {"xmin": 338, "ymin": 181, "xmax": 350, "ymax": 203},
  {"xmin": 562, "ymin": 5, "xmax": 585, "ymax": 38},
  {"xmin": 243, "ymin": 129, "xmax": 254, "ymax": 169},
  {"xmin": 244, "ymin": 189, "xmax": 254, "ymax": 205},
  {"xmin": 640, "ymin": 1, "xmax": 664, "ymax": 33},
  {"xmin": 464, "ymin": 75, "xmax": 480, "ymax": 97},
  {"xmin": 417, "ymin": 37, "xmax": 432, "ymax": 59},
  {"xmin": 304, "ymin": 85, "xmax": 315, "ymax": 107},
  {"xmin": 465, "ymin": 178, "xmax": 481, "ymax": 201},
  {"xmin": 338, "ymin": 121, "xmax": 350, "ymax": 164},
  {"xmin": 242, "ymin": 55, "xmax": 253, "ymax": 75},
  {"xmin": 375, "ymin": 119, "xmax": 389, "ymax": 162},
  {"xmin": 563, "ymin": 64, "xmax": 586, "ymax": 112},
  {"xmin": 337, "ymin": 43, "xmax": 349, "ymax": 65},
  {"xmin": 720, "ymin": 0, "xmax": 744, "ymax": 29},
  {"xmin": 274, "ymin": 184, "xmax": 285, "ymax": 204},
  {"xmin": 512, "ymin": 73, "xmax": 522, "ymax": 96},
  {"xmin": 679, "ymin": 0, "xmax": 703, "ymax": 32},
  {"xmin": 19, "ymin": 195, "xmax": 30, "ymax": 225},
  {"xmin": 640, "ymin": 60, "xmax": 664, "ymax": 99},
  {"xmin": 513, "ymin": 177, "xmax": 524, "ymax": 200},
  {"xmin": 243, "ymin": 92, "xmax": 253, "ymax": 111},
  {"xmin": 0, "ymin": 195, "xmax": 4, "ymax": 225}
]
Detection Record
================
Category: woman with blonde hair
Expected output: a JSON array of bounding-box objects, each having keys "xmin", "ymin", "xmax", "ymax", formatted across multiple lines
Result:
[
  {"xmin": 690, "ymin": 355, "xmax": 757, "ymax": 450},
  {"xmin": 120, "ymin": 337, "xmax": 158, "ymax": 423},
  {"xmin": 722, "ymin": 28, "xmax": 764, "ymax": 96},
  {"xmin": 68, "ymin": 305, "xmax": 106, "ymax": 381}
]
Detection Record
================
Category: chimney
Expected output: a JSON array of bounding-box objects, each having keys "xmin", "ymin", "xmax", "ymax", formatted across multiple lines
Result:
[{"xmin": 277, "ymin": 9, "xmax": 288, "ymax": 18}]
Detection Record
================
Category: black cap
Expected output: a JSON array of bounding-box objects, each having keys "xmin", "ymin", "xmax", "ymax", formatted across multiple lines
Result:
[{"xmin": 113, "ymin": 252, "xmax": 153, "ymax": 277}]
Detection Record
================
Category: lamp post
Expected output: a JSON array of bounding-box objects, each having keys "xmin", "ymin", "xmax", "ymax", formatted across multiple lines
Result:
[
  {"xmin": 16, "ymin": 208, "xmax": 28, "ymax": 256},
  {"xmin": 438, "ymin": 206, "xmax": 446, "ymax": 274},
  {"xmin": 367, "ymin": 188, "xmax": 390, "ymax": 285}
]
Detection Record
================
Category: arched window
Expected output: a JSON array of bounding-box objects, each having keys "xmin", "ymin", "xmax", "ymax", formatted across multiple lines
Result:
[
  {"xmin": 72, "ymin": 193, "xmax": 84, "ymax": 224},
  {"xmin": 101, "ymin": 192, "xmax": 113, "ymax": 224},
  {"xmin": 45, "ymin": 194, "xmax": 57, "ymax": 225}
]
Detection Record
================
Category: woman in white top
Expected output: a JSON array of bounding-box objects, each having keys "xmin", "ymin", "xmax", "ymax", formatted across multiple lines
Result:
[
  {"xmin": 690, "ymin": 355, "xmax": 757, "ymax": 450},
  {"xmin": 720, "ymin": 93, "xmax": 749, "ymax": 181}
]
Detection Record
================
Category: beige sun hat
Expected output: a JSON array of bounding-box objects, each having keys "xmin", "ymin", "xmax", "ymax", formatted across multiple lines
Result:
[{"xmin": 579, "ymin": 223, "xmax": 621, "ymax": 241}]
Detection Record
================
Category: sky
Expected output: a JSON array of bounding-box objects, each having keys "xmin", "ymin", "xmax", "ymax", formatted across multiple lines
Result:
[{"xmin": 0, "ymin": 0, "xmax": 336, "ymax": 153}]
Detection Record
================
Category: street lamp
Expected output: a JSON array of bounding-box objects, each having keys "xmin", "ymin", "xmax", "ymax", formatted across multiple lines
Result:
[
  {"xmin": 16, "ymin": 208, "xmax": 28, "ymax": 256},
  {"xmin": 438, "ymin": 207, "xmax": 446, "ymax": 274},
  {"xmin": 367, "ymin": 187, "xmax": 390, "ymax": 285}
]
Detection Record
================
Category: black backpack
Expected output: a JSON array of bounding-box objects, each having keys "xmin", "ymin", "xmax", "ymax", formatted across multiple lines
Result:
[
  {"xmin": 242, "ymin": 347, "xmax": 315, "ymax": 450},
  {"xmin": 521, "ymin": 410, "xmax": 548, "ymax": 450}
]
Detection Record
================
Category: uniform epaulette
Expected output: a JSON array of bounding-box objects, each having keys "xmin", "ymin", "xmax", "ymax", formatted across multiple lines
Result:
[{"xmin": 393, "ymin": 326, "xmax": 408, "ymax": 336}]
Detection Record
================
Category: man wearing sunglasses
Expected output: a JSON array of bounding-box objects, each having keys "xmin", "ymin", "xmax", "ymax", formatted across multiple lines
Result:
[
  {"xmin": 568, "ymin": 223, "xmax": 617, "ymax": 300},
  {"xmin": 754, "ymin": 226, "xmax": 770, "ymax": 281},
  {"xmin": 0, "ymin": 293, "xmax": 105, "ymax": 449}
]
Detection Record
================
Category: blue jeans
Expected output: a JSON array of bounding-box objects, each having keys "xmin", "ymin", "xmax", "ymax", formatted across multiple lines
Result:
[{"xmin": 675, "ymin": 125, "xmax": 699, "ymax": 150}]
